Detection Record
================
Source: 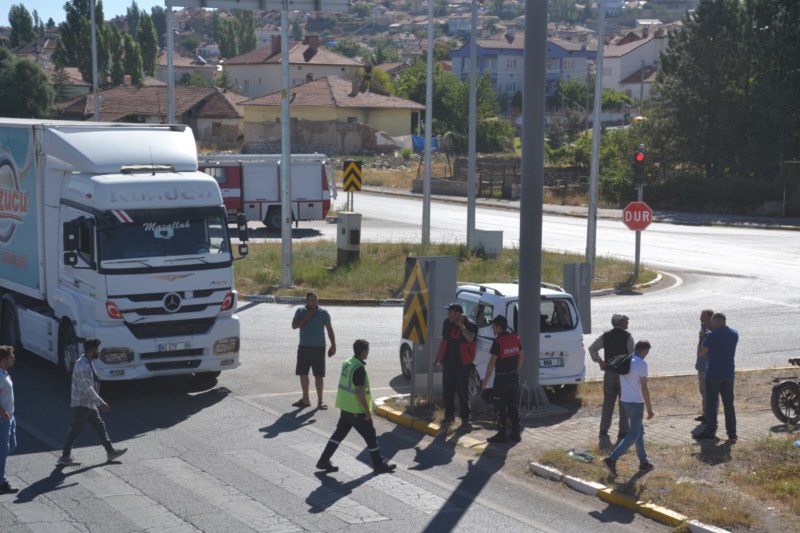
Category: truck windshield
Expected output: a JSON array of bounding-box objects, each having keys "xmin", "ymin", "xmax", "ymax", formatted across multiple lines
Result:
[{"xmin": 98, "ymin": 207, "xmax": 230, "ymax": 263}]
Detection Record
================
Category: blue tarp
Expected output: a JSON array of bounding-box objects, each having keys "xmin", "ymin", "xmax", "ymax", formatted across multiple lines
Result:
[{"xmin": 412, "ymin": 135, "xmax": 438, "ymax": 153}]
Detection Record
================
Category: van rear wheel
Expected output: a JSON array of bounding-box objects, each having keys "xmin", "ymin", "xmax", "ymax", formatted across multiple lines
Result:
[{"xmin": 265, "ymin": 208, "xmax": 282, "ymax": 230}]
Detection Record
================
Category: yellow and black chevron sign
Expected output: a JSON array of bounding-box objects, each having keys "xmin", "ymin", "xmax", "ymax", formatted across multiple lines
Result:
[
  {"xmin": 402, "ymin": 259, "xmax": 429, "ymax": 344},
  {"xmin": 343, "ymin": 160, "xmax": 363, "ymax": 192}
]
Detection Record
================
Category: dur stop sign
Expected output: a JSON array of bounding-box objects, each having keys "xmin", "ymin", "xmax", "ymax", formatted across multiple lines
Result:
[{"xmin": 622, "ymin": 201, "xmax": 653, "ymax": 231}]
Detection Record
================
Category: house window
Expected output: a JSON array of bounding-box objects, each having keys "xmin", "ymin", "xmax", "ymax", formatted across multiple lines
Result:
[
  {"xmin": 603, "ymin": 67, "xmax": 612, "ymax": 77},
  {"xmin": 506, "ymin": 58, "xmax": 516, "ymax": 68},
  {"xmin": 564, "ymin": 59, "xmax": 573, "ymax": 71},
  {"xmin": 212, "ymin": 122, "xmax": 222, "ymax": 137},
  {"xmin": 243, "ymin": 79, "xmax": 250, "ymax": 92}
]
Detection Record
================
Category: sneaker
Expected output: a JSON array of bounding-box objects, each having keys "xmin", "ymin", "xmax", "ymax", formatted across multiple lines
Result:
[
  {"xmin": 509, "ymin": 431, "xmax": 522, "ymax": 443},
  {"xmin": 602, "ymin": 457, "xmax": 617, "ymax": 477},
  {"xmin": 57, "ymin": 456, "xmax": 80, "ymax": 466},
  {"xmin": 693, "ymin": 432, "xmax": 719, "ymax": 442},
  {"xmin": 487, "ymin": 432, "xmax": 508, "ymax": 444},
  {"xmin": 639, "ymin": 462, "xmax": 655, "ymax": 473},
  {"xmin": 727, "ymin": 435, "xmax": 738, "ymax": 444},
  {"xmin": 458, "ymin": 421, "xmax": 472, "ymax": 432},
  {"xmin": 0, "ymin": 481, "xmax": 19, "ymax": 494},
  {"xmin": 315, "ymin": 459, "xmax": 339, "ymax": 473},
  {"xmin": 373, "ymin": 461, "xmax": 397, "ymax": 474},
  {"xmin": 107, "ymin": 448, "xmax": 128, "ymax": 462},
  {"xmin": 694, "ymin": 415, "xmax": 706, "ymax": 422}
]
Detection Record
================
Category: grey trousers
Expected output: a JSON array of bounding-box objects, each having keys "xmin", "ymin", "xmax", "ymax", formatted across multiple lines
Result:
[
  {"xmin": 697, "ymin": 368, "xmax": 706, "ymax": 413},
  {"xmin": 600, "ymin": 371, "xmax": 629, "ymax": 436}
]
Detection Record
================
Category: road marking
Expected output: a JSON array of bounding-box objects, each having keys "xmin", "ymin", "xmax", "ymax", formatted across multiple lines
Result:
[
  {"xmin": 225, "ymin": 449, "xmax": 388, "ymax": 525},
  {"xmin": 142, "ymin": 457, "xmax": 303, "ymax": 532},
  {"xmin": 242, "ymin": 386, "xmax": 409, "ymax": 399}
]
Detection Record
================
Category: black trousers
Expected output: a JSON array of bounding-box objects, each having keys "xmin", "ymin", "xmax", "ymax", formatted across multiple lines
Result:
[
  {"xmin": 492, "ymin": 373, "xmax": 520, "ymax": 433},
  {"xmin": 62, "ymin": 406, "xmax": 114, "ymax": 457},
  {"xmin": 320, "ymin": 411, "xmax": 383, "ymax": 466},
  {"xmin": 442, "ymin": 363, "xmax": 471, "ymax": 422}
]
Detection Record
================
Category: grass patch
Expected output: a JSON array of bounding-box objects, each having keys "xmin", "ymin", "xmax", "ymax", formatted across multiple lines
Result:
[
  {"xmin": 234, "ymin": 241, "xmax": 658, "ymax": 297},
  {"xmin": 730, "ymin": 435, "xmax": 800, "ymax": 515}
]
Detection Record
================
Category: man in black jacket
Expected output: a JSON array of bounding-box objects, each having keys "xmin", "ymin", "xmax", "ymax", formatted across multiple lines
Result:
[
  {"xmin": 434, "ymin": 303, "xmax": 477, "ymax": 431},
  {"xmin": 588, "ymin": 314, "xmax": 635, "ymax": 440}
]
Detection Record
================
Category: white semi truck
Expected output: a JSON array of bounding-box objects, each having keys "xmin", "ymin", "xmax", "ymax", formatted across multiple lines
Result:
[{"xmin": 0, "ymin": 118, "xmax": 249, "ymax": 380}]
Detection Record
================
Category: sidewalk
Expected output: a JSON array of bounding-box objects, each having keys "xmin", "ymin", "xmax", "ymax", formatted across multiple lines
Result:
[{"xmin": 359, "ymin": 185, "xmax": 800, "ymax": 231}]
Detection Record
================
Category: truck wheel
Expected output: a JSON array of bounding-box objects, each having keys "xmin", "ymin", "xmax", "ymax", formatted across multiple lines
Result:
[
  {"xmin": 58, "ymin": 322, "xmax": 80, "ymax": 375},
  {"xmin": 0, "ymin": 301, "xmax": 22, "ymax": 354},
  {"xmin": 265, "ymin": 208, "xmax": 282, "ymax": 230},
  {"xmin": 400, "ymin": 344, "xmax": 413, "ymax": 380},
  {"xmin": 196, "ymin": 371, "xmax": 222, "ymax": 380}
]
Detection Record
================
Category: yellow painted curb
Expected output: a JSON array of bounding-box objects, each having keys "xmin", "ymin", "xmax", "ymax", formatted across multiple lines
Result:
[
  {"xmin": 374, "ymin": 405, "xmax": 393, "ymax": 418},
  {"xmin": 639, "ymin": 503, "xmax": 688, "ymax": 527},
  {"xmin": 387, "ymin": 410, "xmax": 415, "ymax": 428},
  {"xmin": 598, "ymin": 488, "xmax": 641, "ymax": 512},
  {"xmin": 412, "ymin": 418, "xmax": 440, "ymax": 436}
]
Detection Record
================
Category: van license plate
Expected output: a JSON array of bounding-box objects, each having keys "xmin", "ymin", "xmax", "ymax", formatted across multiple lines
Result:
[
  {"xmin": 540, "ymin": 358, "xmax": 564, "ymax": 368},
  {"xmin": 158, "ymin": 342, "xmax": 191, "ymax": 352}
]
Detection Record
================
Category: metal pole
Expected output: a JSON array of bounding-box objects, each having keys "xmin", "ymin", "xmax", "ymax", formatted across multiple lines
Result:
[
  {"xmin": 90, "ymin": 0, "xmax": 100, "ymax": 122},
  {"xmin": 280, "ymin": 3, "xmax": 293, "ymax": 287},
  {"xmin": 422, "ymin": 0, "xmax": 434, "ymax": 246},
  {"xmin": 166, "ymin": 5, "xmax": 174, "ymax": 123},
  {"xmin": 639, "ymin": 59, "xmax": 645, "ymax": 102},
  {"xmin": 518, "ymin": 0, "xmax": 548, "ymax": 409},
  {"xmin": 467, "ymin": 0, "xmax": 478, "ymax": 250},
  {"xmin": 586, "ymin": 0, "xmax": 607, "ymax": 276},
  {"xmin": 634, "ymin": 184, "xmax": 643, "ymax": 280}
]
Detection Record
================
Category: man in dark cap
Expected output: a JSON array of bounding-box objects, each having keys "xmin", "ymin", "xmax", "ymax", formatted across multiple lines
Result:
[
  {"xmin": 434, "ymin": 303, "xmax": 478, "ymax": 431},
  {"xmin": 482, "ymin": 315, "xmax": 525, "ymax": 443}
]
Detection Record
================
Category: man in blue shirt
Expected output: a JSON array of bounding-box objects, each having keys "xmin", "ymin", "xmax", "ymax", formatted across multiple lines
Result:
[
  {"xmin": 292, "ymin": 292, "xmax": 336, "ymax": 410},
  {"xmin": 694, "ymin": 313, "xmax": 739, "ymax": 443},
  {"xmin": 0, "ymin": 346, "xmax": 18, "ymax": 494}
]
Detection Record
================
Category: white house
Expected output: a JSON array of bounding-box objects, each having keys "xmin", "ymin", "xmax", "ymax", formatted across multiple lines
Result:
[{"xmin": 602, "ymin": 28, "xmax": 668, "ymax": 100}]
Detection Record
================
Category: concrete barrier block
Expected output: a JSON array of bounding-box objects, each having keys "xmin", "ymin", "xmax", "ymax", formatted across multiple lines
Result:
[
  {"xmin": 598, "ymin": 488, "xmax": 641, "ymax": 511},
  {"xmin": 563, "ymin": 475, "xmax": 606, "ymax": 496},
  {"xmin": 528, "ymin": 462, "xmax": 564, "ymax": 481},
  {"xmin": 386, "ymin": 410, "xmax": 415, "ymax": 427},
  {"xmin": 688, "ymin": 520, "xmax": 731, "ymax": 533},
  {"xmin": 411, "ymin": 418, "xmax": 439, "ymax": 436},
  {"xmin": 638, "ymin": 503, "xmax": 688, "ymax": 527}
]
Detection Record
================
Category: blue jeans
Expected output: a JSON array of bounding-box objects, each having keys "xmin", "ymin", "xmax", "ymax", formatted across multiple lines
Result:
[
  {"xmin": 609, "ymin": 402, "xmax": 647, "ymax": 465},
  {"xmin": 704, "ymin": 376, "xmax": 736, "ymax": 437},
  {"xmin": 0, "ymin": 416, "xmax": 17, "ymax": 483}
]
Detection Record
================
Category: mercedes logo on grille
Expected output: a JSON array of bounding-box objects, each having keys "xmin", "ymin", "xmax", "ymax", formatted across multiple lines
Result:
[{"xmin": 163, "ymin": 293, "xmax": 182, "ymax": 313}]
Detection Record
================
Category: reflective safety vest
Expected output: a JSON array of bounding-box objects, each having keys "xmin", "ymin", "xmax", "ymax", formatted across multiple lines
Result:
[{"xmin": 335, "ymin": 356, "xmax": 372, "ymax": 414}]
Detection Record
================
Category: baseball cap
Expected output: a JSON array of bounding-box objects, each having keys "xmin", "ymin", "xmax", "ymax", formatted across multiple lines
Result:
[
  {"xmin": 445, "ymin": 303, "xmax": 464, "ymax": 313},
  {"xmin": 490, "ymin": 315, "xmax": 508, "ymax": 328}
]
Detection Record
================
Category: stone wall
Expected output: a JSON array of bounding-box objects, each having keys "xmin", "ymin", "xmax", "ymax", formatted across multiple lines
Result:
[{"xmin": 244, "ymin": 119, "xmax": 400, "ymax": 154}]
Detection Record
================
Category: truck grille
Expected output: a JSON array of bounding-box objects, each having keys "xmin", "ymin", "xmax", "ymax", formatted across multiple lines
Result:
[
  {"xmin": 140, "ymin": 348, "xmax": 205, "ymax": 360},
  {"xmin": 126, "ymin": 318, "xmax": 215, "ymax": 339},
  {"xmin": 145, "ymin": 360, "xmax": 201, "ymax": 371}
]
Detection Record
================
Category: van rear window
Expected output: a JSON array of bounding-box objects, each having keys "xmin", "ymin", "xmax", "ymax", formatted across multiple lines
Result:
[{"xmin": 510, "ymin": 299, "xmax": 576, "ymax": 332}]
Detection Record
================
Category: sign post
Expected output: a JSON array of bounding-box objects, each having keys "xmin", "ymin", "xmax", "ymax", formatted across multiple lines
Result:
[{"xmin": 622, "ymin": 198, "xmax": 653, "ymax": 280}]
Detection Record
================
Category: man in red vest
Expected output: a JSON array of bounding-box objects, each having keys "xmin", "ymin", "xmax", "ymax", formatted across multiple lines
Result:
[
  {"xmin": 483, "ymin": 315, "xmax": 525, "ymax": 443},
  {"xmin": 434, "ymin": 303, "xmax": 477, "ymax": 431}
]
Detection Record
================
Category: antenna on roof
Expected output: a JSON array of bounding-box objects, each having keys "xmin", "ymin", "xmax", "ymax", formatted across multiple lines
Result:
[{"xmin": 150, "ymin": 147, "xmax": 155, "ymax": 175}]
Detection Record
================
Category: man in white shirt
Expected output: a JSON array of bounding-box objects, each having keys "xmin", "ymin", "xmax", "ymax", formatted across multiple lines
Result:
[
  {"xmin": 0, "ymin": 346, "xmax": 18, "ymax": 494},
  {"xmin": 58, "ymin": 338, "xmax": 127, "ymax": 466},
  {"xmin": 603, "ymin": 340, "xmax": 654, "ymax": 477}
]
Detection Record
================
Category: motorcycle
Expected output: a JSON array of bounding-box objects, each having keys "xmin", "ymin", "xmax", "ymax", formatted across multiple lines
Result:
[{"xmin": 771, "ymin": 358, "xmax": 800, "ymax": 424}]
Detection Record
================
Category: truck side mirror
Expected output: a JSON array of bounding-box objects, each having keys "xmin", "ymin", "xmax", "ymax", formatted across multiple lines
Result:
[
  {"xmin": 63, "ymin": 221, "xmax": 79, "ymax": 266},
  {"xmin": 64, "ymin": 251, "xmax": 78, "ymax": 266},
  {"xmin": 237, "ymin": 213, "xmax": 249, "ymax": 242},
  {"xmin": 238, "ymin": 243, "xmax": 249, "ymax": 258}
]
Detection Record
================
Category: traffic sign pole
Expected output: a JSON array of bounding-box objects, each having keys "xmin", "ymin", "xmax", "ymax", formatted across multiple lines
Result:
[{"xmin": 634, "ymin": 184, "xmax": 644, "ymax": 280}]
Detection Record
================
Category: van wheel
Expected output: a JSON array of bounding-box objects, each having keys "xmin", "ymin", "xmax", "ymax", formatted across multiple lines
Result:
[
  {"xmin": 58, "ymin": 322, "xmax": 80, "ymax": 375},
  {"xmin": 400, "ymin": 344, "xmax": 413, "ymax": 380},
  {"xmin": 265, "ymin": 208, "xmax": 282, "ymax": 230},
  {"xmin": 0, "ymin": 301, "xmax": 22, "ymax": 354},
  {"xmin": 468, "ymin": 367, "xmax": 482, "ymax": 397}
]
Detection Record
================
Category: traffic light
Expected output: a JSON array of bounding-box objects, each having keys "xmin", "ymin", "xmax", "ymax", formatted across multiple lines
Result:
[{"xmin": 633, "ymin": 145, "xmax": 646, "ymax": 184}]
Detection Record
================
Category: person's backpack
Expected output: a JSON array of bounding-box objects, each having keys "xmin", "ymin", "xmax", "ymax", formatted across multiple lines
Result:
[{"xmin": 605, "ymin": 352, "xmax": 633, "ymax": 375}]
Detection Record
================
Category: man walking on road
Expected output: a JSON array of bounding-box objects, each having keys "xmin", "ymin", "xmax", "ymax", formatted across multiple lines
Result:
[
  {"xmin": 58, "ymin": 338, "xmax": 127, "ymax": 466},
  {"xmin": 434, "ymin": 303, "xmax": 478, "ymax": 432},
  {"xmin": 694, "ymin": 309, "xmax": 714, "ymax": 422},
  {"xmin": 316, "ymin": 339, "xmax": 396, "ymax": 474},
  {"xmin": 694, "ymin": 313, "xmax": 739, "ymax": 443},
  {"xmin": 483, "ymin": 315, "xmax": 524, "ymax": 444},
  {"xmin": 0, "ymin": 346, "xmax": 19, "ymax": 494},
  {"xmin": 603, "ymin": 340, "xmax": 655, "ymax": 477},
  {"xmin": 588, "ymin": 313, "xmax": 635, "ymax": 440},
  {"xmin": 292, "ymin": 292, "xmax": 336, "ymax": 410}
]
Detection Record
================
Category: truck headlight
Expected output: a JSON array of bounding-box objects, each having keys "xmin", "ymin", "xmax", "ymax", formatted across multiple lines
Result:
[
  {"xmin": 213, "ymin": 337, "xmax": 239, "ymax": 355},
  {"xmin": 100, "ymin": 348, "xmax": 133, "ymax": 364}
]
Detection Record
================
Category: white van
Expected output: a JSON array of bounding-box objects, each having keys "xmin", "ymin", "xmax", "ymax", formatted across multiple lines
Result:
[{"xmin": 399, "ymin": 282, "xmax": 586, "ymax": 396}]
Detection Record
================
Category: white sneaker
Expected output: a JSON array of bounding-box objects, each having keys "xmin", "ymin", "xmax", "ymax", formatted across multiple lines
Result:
[{"xmin": 57, "ymin": 456, "xmax": 80, "ymax": 466}]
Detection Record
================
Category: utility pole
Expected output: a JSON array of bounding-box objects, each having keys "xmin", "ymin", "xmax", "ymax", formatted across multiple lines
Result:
[
  {"xmin": 586, "ymin": 0, "xmax": 607, "ymax": 276},
  {"xmin": 639, "ymin": 59, "xmax": 645, "ymax": 102},
  {"xmin": 90, "ymin": 0, "xmax": 99, "ymax": 122},
  {"xmin": 279, "ymin": 2, "xmax": 293, "ymax": 287},
  {"xmin": 467, "ymin": 0, "xmax": 478, "ymax": 250},
  {"xmin": 422, "ymin": 0, "xmax": 434, "ymax": 246}
]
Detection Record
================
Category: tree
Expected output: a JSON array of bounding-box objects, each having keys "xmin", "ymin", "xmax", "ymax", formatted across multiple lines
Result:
[
  {"xmin": 291, "ymin": 20, "xmax": 303, "ymax": 42},
  {"xmin": 233, "ymin": 10, "xmax": 257, "ymax": 55},
  {"xmin": 150, "ymin": 6, "xmax": 167, "ymax": 48},
  {"xmin": 179, "ymin": 72, "xmax": 210, "ymax": 86},
  {"xmin": 137, "ymin": 12, "xmax": 158, "ymax": 76},
  {"xmin": 46, "ymin": 17, "xmax": 56, "ymax": 30},
  {"xmin": 332, "ymin": 38, "xmax": 362, "ymax": 58},
  {"xmin": 32, "ymin": 9, "xmax": 45, "ymax": 39},
  {"xmin": 123, "ymin": 32, "xmax": 144, "ymax": 86},
  {"xmin": 547, "ymin": 77, "xmax": 590, "ymax": 111},
  {"xmin": 126, "ymin": 1, "xmax": 140, "ymax": 36},
  {"xmin": 433, "ymin": 39, "xmax": 454, "ymax": 62},
  {"xmin": 0, "ymin": 48, "xmax": 53, "ymax": 117},
  {"xmin": 9, "ymin": 4, "xmax": 36, "ymax": 47},
  {"xmin": 216, "ymin": 18, "xmax": 238, "ymax": 58},
  {"xmin": 54, "ymin": 0, "xmax": 111, "ymax": 86},
  {"xmin": 109, "ymin": 24, "xmax": 125, "ymax": 85}
]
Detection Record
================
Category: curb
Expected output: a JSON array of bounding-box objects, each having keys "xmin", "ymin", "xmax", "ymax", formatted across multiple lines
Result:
[{"xmin": 528, "ymin": 462, "xmax": 729, "ymax": 532}]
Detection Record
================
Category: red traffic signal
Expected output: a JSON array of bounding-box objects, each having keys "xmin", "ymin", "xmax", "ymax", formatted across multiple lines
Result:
[{"xmin": 634, "ymin": 151, "xmax": 645, "ymax": 163}]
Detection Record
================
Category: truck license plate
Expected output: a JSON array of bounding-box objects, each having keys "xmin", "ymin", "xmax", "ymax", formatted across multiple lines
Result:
[
  {"xmin": 540, "ymin": 358, "xmax": 565, "ymax": 368},
  {"xmin": 158, "ymin": 342, "xmax": 191, "ymax": 352}
]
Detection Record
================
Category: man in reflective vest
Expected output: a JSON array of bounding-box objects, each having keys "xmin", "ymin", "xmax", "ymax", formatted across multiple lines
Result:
[
  {"xmin": 434, "ymin": 303, "xmax": 478, "ymax": 431},
  {"xmin": 316, "ymin": 339, "xmax": 396, "ymax": 474},
  {"xmin": 482, "ymin": 315, "xmax": 524, "ymax": 443}
]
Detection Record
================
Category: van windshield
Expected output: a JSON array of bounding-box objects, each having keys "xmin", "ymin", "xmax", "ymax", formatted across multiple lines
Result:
[{"xmin": 98, "ymin": 207, "xmax": 230, "ymax": 264}]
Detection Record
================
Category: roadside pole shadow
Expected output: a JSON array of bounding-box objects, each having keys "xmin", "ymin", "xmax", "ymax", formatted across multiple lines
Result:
[
  {"xmin": 14, "ymin": 463, "xmax": 108, "ymax": 503},
  {"xmin": 588, "ymin": 505, "xmax": 636, "ymax": 525},
  {"xmin": 408, "ymin": 430, "xmax": 457, "ymax": 471},
  {"xmin": 259, "ymin": 408, "xmax": 316, "ymax": 439},
  {"xmin": 306, "ymin": 472, "xmax": 372, "ymax": 513},
  {"xmin": 692, "ymin": 440, "xmax": 733, "ymax": 465},
  {"xmin": 421, "ymin": 442, "xmax": 510, "ymax": 532}
]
